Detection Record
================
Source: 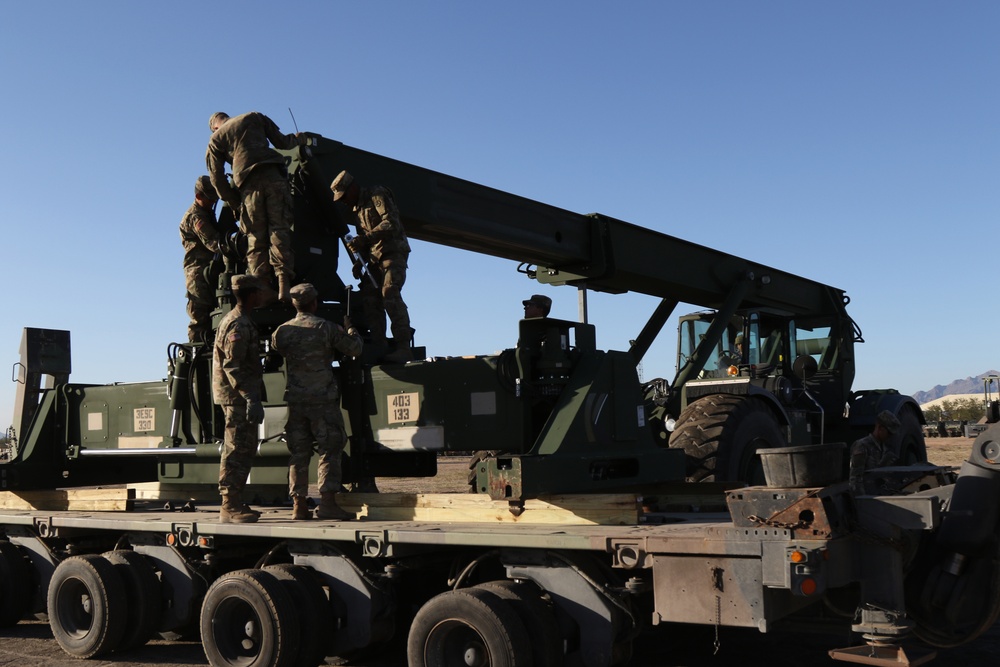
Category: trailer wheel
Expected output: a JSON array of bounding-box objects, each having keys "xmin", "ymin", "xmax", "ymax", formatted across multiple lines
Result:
[
  {"xmin": 474, "ymin": 580, "xmax": 563, "ymax": 667},
  {"xmin": 408, "ymin": 588, "xmax": 531, "ymax": 667},
  {"xmin": 264, "ymin": 564, "xmax": 333, "ymax": 667},
  {"xmin": 103, "ymin": 550, "xmax": 162, "ymax": 651},
  {"xmin": 47, "ymin": 554, "xmax": 128, "ymax": 658},
  {"xmin": 201, "ymin": 569, "xmax": 300, "ymax": 667},
  {"xmin": 0, "ymin": 541, "xmax": 32, "ymax": 627},
  {"xmin": 669, "ymin": 395, "xmax": 783, "ymax": 483}
]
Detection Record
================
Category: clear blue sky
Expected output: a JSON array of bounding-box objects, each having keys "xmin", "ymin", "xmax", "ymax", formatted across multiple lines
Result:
[{"xmin": 1, "ymin": 2, "xmax": 998, "ymax": 430}]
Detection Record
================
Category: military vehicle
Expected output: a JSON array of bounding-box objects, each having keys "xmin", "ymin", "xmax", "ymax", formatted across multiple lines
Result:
[{"xmin": 2, "ymin": 134, "xmax": 988, "ymax": 667}]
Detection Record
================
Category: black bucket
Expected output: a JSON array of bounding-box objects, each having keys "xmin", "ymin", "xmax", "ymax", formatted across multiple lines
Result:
[{"xmin": 758, "ymin": 443, "xmax": 846, "ymax": 488}]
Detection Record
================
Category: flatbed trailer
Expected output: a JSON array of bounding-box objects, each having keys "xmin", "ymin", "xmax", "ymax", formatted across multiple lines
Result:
[{"xmin": 0, "ymin": 451, "xmax": 996, "ymax": 667}]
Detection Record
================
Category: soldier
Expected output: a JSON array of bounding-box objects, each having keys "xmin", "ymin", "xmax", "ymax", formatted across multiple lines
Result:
[
  {"xmin": 213, "ymin": 274, "xmax": 266, "ymax": 523},
  {"xmin": 330, "ymin": 170, "xmax": 413, "ymax": 363},
  {"xmin": 522, "ymin": 294, "xmax": 552, "ymax": 319},
  {"xmin": 206, "ymin": 111, "xmax": 307, "ymax": 303},
  {"xmin": 271, "ymin": 283, "xmax": 362, "ymax": 520},
  {"xmin": 848, "ymin": 410, "xmax": 901, "ymax": 495},
  {"xmin": 179, "ymin": 176, "xmax": 222, "ymax": 343}
]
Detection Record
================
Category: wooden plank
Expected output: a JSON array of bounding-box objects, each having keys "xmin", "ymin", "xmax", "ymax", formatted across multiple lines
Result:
[
  {"xmin": 335, "ymin": 492, "xmax": 640, "ymax": 525},
  {"xmin": 129, "ymin": 483, "xmax": 288, "ymax": 505},
  {"xmin": 0, "ymin": 488, "xmax": 135, "ymax": 512}
]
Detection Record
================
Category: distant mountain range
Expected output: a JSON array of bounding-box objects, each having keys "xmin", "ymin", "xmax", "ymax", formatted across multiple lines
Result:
[{"xmin": 911, "ymin": 371, "xmax": 1000, "ymax": 404}]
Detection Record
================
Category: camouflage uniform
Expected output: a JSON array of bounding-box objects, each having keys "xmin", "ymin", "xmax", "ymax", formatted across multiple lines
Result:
[
  {"xmin": 212, "ymin": 292, "xmax": 263, "ymax": 501},
  {"xmin": 206, "ymin": 112, "xmax": 303, "ymax": 285},
  {"xmin": 271, "ymin": 285, "xmax": 362, "ymax": 498},
  {"xmin": 848, "ymin": 434, "xmax": 894, "ymax": 495},
  {"xmin": 179, "ymin": 179, "xmax": 221, "ymax": 342},
  {"xmin": 350, "ymin": 184, "xmax": 412, "ymax": 345}
]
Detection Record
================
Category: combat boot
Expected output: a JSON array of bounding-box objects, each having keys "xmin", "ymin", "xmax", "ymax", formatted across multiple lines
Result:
[
  {"xmin": 291, "ymin": 496, "xmax": 311, "ymax": 521},
  {"xmin": 316, "ymin": 492, "xmax": 354, "ymax": 521},
  {"xmin": 220, "ymin": 496, "xmax": 260, "ymax": 524},
  {"xmin": 277, "ymin": 276, "xmax": 291, "ymax": 303}
]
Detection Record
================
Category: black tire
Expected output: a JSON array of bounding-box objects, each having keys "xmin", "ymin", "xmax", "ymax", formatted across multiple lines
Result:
[
  {"xmin": 407, "ymin": 588, "xmax": 532, "ymax": 667},
  {"xmin": 474, "ymin": 580, "xmax": 563, "ymax": 667},
  {"xmin": 911, "ymin": 541, "xmax": 1000, "ymax": 648},
  {"xmin": 0, "ymin": 541, "xmax": 33, "ymax": 627},
  {"xmin": 264, "ymin": 564, "xmax": 333, "ymax": 667},
  {"xmin": 47, "ymin": 554, "xmax": 128, "ymax": 658},
  {"xmin": 669, "ymin": 395, "xmax": 784, "ymax": 483},
  {"xmin": 892, "ymin": 408, "xmax": 927, "ymax": 465},
  {"xmin": 103, "ymin": 550, "xmax": 162, "ymax": 651},
  {"xmin": 201, "ymin": 569, "xmax": 301, "ymax": 667}
]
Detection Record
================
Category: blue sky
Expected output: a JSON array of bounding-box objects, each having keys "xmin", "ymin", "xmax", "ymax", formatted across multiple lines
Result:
[{"xmin": 1, "ymin": 2, "xmax": 998, "ymax": 430}]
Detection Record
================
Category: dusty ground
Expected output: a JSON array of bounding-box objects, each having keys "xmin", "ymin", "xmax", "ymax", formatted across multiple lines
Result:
[{"xmin": 2, "ymin": 438, "xmax": 995, "ymax": 667}]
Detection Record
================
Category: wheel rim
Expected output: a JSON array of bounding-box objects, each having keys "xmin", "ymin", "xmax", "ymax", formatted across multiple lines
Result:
[
  {"xmin": 426, "ymin": 618, "xmax": 491, "ymax": 667},
  {"xmin": 54, "ymin": 578, "xmax": 96, "ymax": 640},
  {"xmin": 211, "ymin": 596, "xmax": 265, "ymax": 666}
]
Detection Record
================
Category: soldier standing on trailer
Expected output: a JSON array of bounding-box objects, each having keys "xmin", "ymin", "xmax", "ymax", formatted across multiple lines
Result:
[
  {"xmin": 213, "ymin": 274, "xmax": 266, "ymax": 523},
  {"xmin": 206, "ymin": 111, "xmax": 307, "ymax": 303},
  {"xmin": 848, "ymin": 410, "xmax": 901, "ymax": 495},
  {"xmin": 179, "ymin": 175, "xmax": 222, "ymax": 343},
  {"xmin": 330, "ymin": 170, "xmax": 413, "ymax": 363},
  {"xmin": 271, "ymin": 283, "xmax": 362, "ymax": 520}
]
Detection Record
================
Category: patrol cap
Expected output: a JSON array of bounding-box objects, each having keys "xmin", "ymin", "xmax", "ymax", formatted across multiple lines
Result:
[
  {"xmin": 330, "ymin": 170, "xmax": 354, "ymax": 201},
  {"xmin": 231, "ymin": 274, "xmax": 260, "ymax": 291},
  {"xmin": 876, "ymin": 410, "xmax": 901, "ymax": 435},
  {"xmin": 195, "ymin": 175, "xmax": 218, "ymax": 200},
  {"xmin": 290, "ymin": 283, "xmax": 318, "ymax": 304},
  {"xmin": 522, "ymin": 294, "xmax": 552, "ymax": 311}
]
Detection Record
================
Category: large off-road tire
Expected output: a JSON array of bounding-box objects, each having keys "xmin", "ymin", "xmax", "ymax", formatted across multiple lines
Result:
[
  {"xmin": 407, "ymin": 588, "xmax": 531, "ymax": 667},
  {"xmin": 0, "ymin": 541, "xmax": 33, "ymax": 627},
  {"xmin": 892, "ymin": 407, "xmax": 927, "ymax": 464},
  {"xmin": 102, "ymin": 550, "xmax": 162, "ymax": 652},
  {"xmin": 47, "ymin": 554, "xmax": 128, "ymax": 658},
  {"xmin": 474, "ymin": 580, "xmax": 563, "ymax": 667},
  {"xmin": 201, "ymin": 569, "xmax": 301, "ymax": 667},
  {"xmin": 669, "ymin": 395, "xmax": 785, "ymax": 483}
]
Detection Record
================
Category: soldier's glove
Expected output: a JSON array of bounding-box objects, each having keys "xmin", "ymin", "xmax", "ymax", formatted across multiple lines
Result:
[
  {"xmin": 352, "ymin": 260, "xmax": 364, "ymax": 280},
  {"xmin": 246, "ymin": 399, "xmax": 265, "ymax": 425}
]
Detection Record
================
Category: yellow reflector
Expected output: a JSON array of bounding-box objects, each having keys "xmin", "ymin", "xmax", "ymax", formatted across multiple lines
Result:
[
  {"xmin": 727, "ymin": 365, "xmax": 739, "ymax": 376},
  {"xmin": 790, "ymin": 550, "xmax": 807, "ymax": 563}
]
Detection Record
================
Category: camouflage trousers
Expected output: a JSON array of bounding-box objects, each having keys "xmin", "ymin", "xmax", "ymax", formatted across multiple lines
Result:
[
  {"xmin": 219, "ymin": 403, "xmax": 258, "ymax": 499},
  {"xmin": 285, "ymin": 402, "xmax": 347, "ymax": 498},
  {"xmin": 241, "ymin": 166, "xmax": 294, "ymax": 283},
  {"xmin": 361, "ymin": 259, "xmax": 410, "ymax": 344},
  {"xmin": 185, "ymin": 265, "xmax": 213, "ymax": 343}
]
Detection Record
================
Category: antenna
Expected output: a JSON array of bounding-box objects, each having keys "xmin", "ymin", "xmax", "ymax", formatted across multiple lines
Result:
[{"xmin": 288, "ymin": 107, "xmax": 300, "ymax": 133}]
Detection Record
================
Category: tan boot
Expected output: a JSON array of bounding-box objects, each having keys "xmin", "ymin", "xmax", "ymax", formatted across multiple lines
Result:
[
  {"xmin": 277, "ymin": 276, "xmax": 291, "ymax": 303},
  {"xmin": 316, "ymin": 492, "xmax": 353, "ymax": 520},
  {"xmin": 292, "ymin": 496, "xmax": 311, "ymax": 521},
  {"xmin": 220, "ymin": 495, "xmax": 260, "ymax": 524}
]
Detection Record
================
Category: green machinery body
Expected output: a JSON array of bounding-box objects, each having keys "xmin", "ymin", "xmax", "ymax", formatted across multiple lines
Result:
[{"xmin": 3, "ymin": 133, "xmax": 922, "ymax": 498}]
